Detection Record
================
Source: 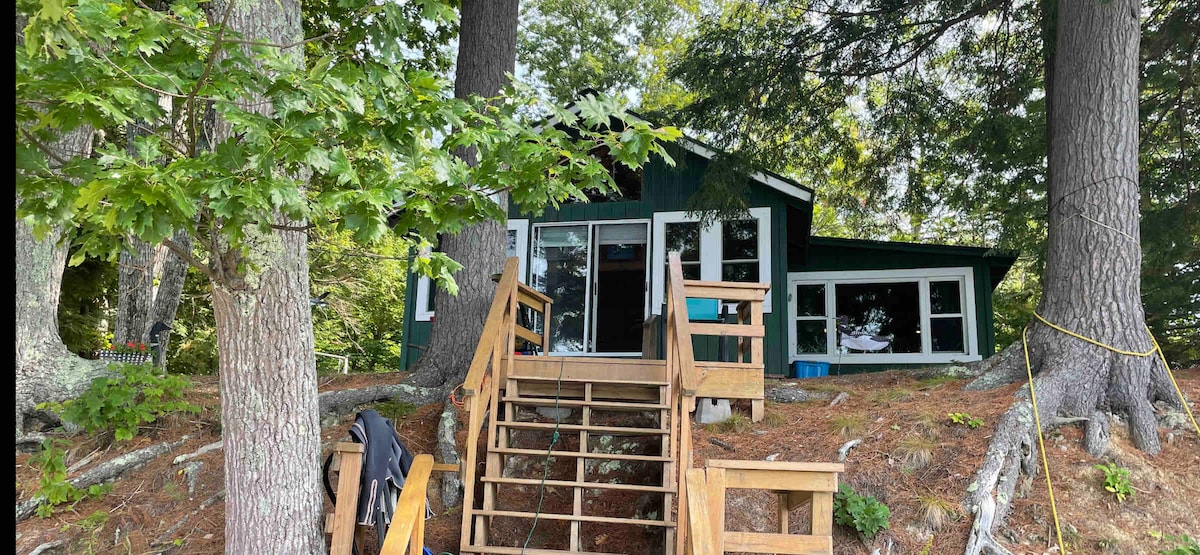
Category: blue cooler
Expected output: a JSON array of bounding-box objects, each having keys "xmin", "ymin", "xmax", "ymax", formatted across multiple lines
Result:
[
  {"xmin": 686, "ymin": 298, "xmax": 720, "ymax": 321},
  {"xmin": 791, "ymin": 360, "xmax": 831, "ymax": 379}
]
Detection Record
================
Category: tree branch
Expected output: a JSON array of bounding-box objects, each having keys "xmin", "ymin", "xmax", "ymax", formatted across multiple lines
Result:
[{"xmin": 162, "ymin": 236, "xmax": 217, "ymax": 282}]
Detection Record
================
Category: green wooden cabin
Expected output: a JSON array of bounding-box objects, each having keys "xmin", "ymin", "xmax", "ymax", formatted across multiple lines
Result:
[{"xmin": 400, "ymin": 121, "xmax": 1015, "ymax": 377}]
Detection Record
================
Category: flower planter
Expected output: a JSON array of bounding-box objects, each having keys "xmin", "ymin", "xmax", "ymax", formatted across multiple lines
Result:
[{"xmin": 96, "ymin": 350, "xmax": 152, "ymax": 365}]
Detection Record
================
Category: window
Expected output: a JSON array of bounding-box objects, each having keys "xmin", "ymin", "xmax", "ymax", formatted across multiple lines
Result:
[
  {"xmin": 786, "ymin": 268, "xmax": 978, "ymax": 364},
  {"xmin": 651, "ymin": 208, "xmax": 772, "ymax": 313},
  {"xmin": 415, "ymin": 219, "xmax": 528, "ymax": 322}
]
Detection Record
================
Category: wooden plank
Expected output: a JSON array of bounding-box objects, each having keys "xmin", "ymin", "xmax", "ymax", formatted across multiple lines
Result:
[
  {"xmin": 514, "ymin": 324, "xmax": 543, "ymax": 348},
  {"xmin": 471, "ymin": 509, "xmax": 675, "ymax": 527},
  {"xmin": 501, "ymin": 396, "xmax": 668, "ymax": 410},
  {"xmin": 509, "ymin": 374, "xmax": 669, "ymax": 386},
  {"xmin": 685, "ymin": 469, "xmax": 715, "ymax": 555},
  {"xmin": 689, "ymin": 323, "xmax": 765, "ymax": 338},
  {"xmin": 380, "ymin": 454, "xmax": 434, "ymax": 555},
  {"xmin": 706, "ymin": 460, "xmax": 846, "ymax": 473},
  {"xmin": 811, "ymin": 491, "xmax": 834, "ymax": 537},
  {"xmin": 751, "ymin": 399, "xmax": 765, "ymax": 423},
  {"xmin": 517, "ymin": 289, "xmax": 550, "ymax": 312},
  {"xmin": 706, "ymin": 467, "xmax": 726, "ymax": 549},
  {"xmin": 510, "ymin": 357, "xmax": 668, "ymax": 384},
  {"xmin": 488, "ymin": 447, "xmax": 672, "ymax": 462},
  {"xmin": 497, "ymin": 421, "xmax": 669, "ymax": 435},
  {"xmin": 723, "ymin": 469, "xmax": 838, "ymax": 492},
  {"xmin": 668, "ymin": 253, "xmax": 698, "ymax": 395},
  {"xmin": 480, "ymin": 476, "xmax": 675, "ymax": 493},
  {"xmin": 516, "ymin": 282, "xmax": 553, "ymax": 305},
  {"xmin": 682, "ymin": 279, "xmax": 771, "ymax": 290},
  {"xmin": 462, "ymin": 257, "xmax": 519, "ymax": 395},
  {"xmin": 517, "ymin": 382, "xmax": 662, "ymax": 402},
  {"xmin": 786, "ymin": 490, "xmax": 813, "ymax": 511},
  {"xmin": 463, "ymin": 546, "xmax": 622, "ymax": 555},
  {"xmin": 459, "ymin": 408, "xmax": 484, "ymax": 551},
  {"xmin": 432, "ymin": 463, "xmax": 459, "ymax": 473},
  {"xmin": 722, "ymin": 531, "xmax": 832, "ymax": 555},
  {"xmin": 778, "ymin": 493, "xmax": 789, "ymax": 533},
  {"xmin": 695, "ymin": 366, "xmax": 765, "ymax": 400},
  {"xmin": 682, "ymin": 286, "xmax": 767, "ymax": 302},
  {"xmin": 329, "ymin": 444, "xmax": 364, "ymax": 555}
]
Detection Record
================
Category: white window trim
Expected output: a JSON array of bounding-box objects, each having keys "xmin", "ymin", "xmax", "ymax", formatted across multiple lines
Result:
[
  {"xmin": 786, "ymin": 267, "xmax": 979, "ymax": 364},
  {"xmin": 651, "ymin": 207, "xmax": 772, "ymax": 315},
  {"xmin": 414, "ymin": 219, "xmax": 529, "ymax": 322}
]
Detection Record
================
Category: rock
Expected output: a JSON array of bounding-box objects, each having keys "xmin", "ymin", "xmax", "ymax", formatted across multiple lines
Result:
[
  {"xmin": 695, "ymin": 398, "xmax": 732, "ymax": 424},
  {"xmin": 829, "ymin": 392, "xmax": 850, "ymax": 406},
  {"xmin": 765, "ymin": 453, "xmax": 780, "ymax": 461},
  {"xmin": 535, "ymin": 406, "xmax": 573, "ymax": 421},
  {"xmin": 765, "ymin": 385, "xmax": 832, "ymax": 403}
]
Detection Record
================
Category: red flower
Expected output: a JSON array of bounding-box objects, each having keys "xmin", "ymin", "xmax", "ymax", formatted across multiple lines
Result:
[
  {"xmin": 139, "ymin": 344, "xmax": 146, "ymax": 351},
  {"xmin": 126, "ymin": 341, "xmax": 135, "ymax": 348}
]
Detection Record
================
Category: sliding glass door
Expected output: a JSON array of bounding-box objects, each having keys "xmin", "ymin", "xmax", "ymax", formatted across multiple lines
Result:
[{"xmin": 531, "ymin": 225, "xmax": 590, "ymax": 353}]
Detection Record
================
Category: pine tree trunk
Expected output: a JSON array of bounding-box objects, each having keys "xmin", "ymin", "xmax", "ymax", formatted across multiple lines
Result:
[
  {"xmin": 205, "ymin": 1, "xmax": 323, "ymax": 552},
  {"xmin": 964, "ymin": 1, "xmax": 1182, "ymax": 551},
  {"xmin": 14, "ymin": 127, "xmax": 109, "ymax": 437},
  {"xmin": 113, "ymin": 238, "xmax": 155, "ymax": 345},
  {"xmin": 407, "ymin": 0, "xmax": 520, "ymax": 389}
]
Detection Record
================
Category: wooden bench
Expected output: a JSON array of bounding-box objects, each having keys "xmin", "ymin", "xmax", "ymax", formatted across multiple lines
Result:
[{"xmin": 695, "ymin": 459, "xmax": 845, "ymax": 555}]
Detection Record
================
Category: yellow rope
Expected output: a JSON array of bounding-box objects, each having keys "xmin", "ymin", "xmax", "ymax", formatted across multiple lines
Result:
[
  {"xmin": 1021, "ymin": 312, "xmax": 1200, "ymax": 555},
  {"xmin": 1148, "ymin": 329, "xmax": 1200, "ymax": 438},
  {"xmin": 1031, "ymin": 312, "xmax": 1158, "ymax": 357},
  {"xmin": 1022, "ymin": 326, "xmax": 1067, "ymax": 555}
]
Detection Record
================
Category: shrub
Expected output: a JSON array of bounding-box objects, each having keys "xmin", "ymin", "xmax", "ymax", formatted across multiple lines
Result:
[
  {"xmin": 30, "ymin": 439, "xmax": 110, "ymax": 517},
  {"xmin": 833, "ymin": 483, "xmax": 891, "ymax": 539},
  {"xmin": 918, "ymin": 495, "xmax": 956, "ymax": 531},
  {"xmin": 947, "ymin": 412, "xmax": 984, "ymax": 429},
  {"xmin": 1154, "ymin": 532, "xmax": 1199, "ymax": 555},
  {"xmin": 39, "ymin": 363, "xmax": 200, "ymax": 442},
  {"xmin": 1094, "ymin": 462, "xmax": 1134, "ymax": 502}
]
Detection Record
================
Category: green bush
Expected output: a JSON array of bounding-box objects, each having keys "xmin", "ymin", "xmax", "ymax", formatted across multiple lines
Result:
[
  {"xmin": 1094, "ymin": 462, "xmax": 1134, "ymax": 503},
  {"xmin": 30, "ymin": 439, "xmax": 110, "ymax": 517},
  {"xmin": 1156, "ymin": 533, "xmax": 1199, "ymax": 555},
  {"xmin": 833, "ymin": 483, "xmax": 891, "ymax": 539},
  {"xmin": 39, "ymin": 363, "xmax": 199, "ymax": 442}
]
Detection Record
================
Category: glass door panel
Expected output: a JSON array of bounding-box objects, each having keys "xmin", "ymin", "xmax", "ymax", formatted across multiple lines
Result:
[
  {"xmin": 531, "ymin": 225, "xmax": 590, "ymax": 353},
  {"xmin": 591, "ymin": 223, "xmax": 649, "ymax": 353}
]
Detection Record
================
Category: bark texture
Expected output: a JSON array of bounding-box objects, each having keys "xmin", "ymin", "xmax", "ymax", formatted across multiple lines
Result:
[
  {"xmin": 407, "ymin": 0, "xmax": 520, "ymax": 389},
  {"xmin": 963, "ymin": 1, "xmax": 1181, "ymax": 552},
  {"xmin": 113, "ymin": 238, "xmax": 156, "ymax": 345},
  {"xmin": 14, "ymin": 124, "xmax": 110, "ymax": 437},
  {"xmin": 205, "ymin": 1, "xmax": 324, "ymax": 553},
  {"xmin": 150, "ymin": 228, "xmax": 193, "ymax": 367}
]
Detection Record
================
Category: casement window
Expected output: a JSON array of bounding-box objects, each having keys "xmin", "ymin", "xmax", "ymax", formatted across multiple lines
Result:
[
  {"xmin": 786, "ymin": 267, "xmax": 980, "ymax": 364},
  {"xmin": 651, "ymin": 208, "xmax": 772, "ymax": 314},
  {"xmin": 414, "ymin": 219, "xmax": 528, "ymax": 322}
]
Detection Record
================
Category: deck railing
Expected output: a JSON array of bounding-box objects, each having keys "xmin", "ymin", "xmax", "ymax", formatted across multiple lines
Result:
[{"xmin": 378, "ymin": 454, "xmax": 435, "ymax": 555}]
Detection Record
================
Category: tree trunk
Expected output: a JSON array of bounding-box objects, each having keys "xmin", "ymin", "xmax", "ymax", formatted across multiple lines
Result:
[
  {"xmin": 14, "ymin": 120, "xmax": 109, "ymax": 437},
  {"xmin": 205, "ymin": 1, "xmax": 324, "ymax": 553},
  {"xmin": 407, "ymin": 0, "xmax": 520, "ymax": 389},
  {"xmin": 150, "ymin": 228, "xmax": 193, "ymax": 368},
  {"xmin": 963, "ymin": 1, "xmax": 1183, "ymax": 552},
  {"xmin": 113, "ymin": 238, "xmax": 155, "ymax": 345}
]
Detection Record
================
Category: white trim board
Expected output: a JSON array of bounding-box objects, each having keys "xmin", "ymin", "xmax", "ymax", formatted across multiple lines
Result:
[
  {"xmin": 535, "ymin": 103, "xmax": 813, "ymax": 203},
  {"xmin": 785, "ymin": 267, "xmax": 979, "ymax": 365}
]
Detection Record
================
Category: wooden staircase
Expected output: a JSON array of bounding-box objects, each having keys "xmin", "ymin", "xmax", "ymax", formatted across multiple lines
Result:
[{"xmin": 456, "ymin": 254, "xmax": 837, "ymax": 555}]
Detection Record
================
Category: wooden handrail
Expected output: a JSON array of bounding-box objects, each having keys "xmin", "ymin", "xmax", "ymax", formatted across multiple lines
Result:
[
  {"xmin": 461, "ymin": 257, "xmax": 520, "ymax": 396},
  {"xmin": 379, "ymin": 454, "xmax": 434, "ymax": 555},
  {"xmin": 667, "ymin": 252, "xmax": 699, "ymax": 395}
]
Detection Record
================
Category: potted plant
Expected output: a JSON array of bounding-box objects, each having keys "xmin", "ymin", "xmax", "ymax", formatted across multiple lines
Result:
[{"xmin": 96, "ymin": 341, "xmax": 152, "ymax": 365}]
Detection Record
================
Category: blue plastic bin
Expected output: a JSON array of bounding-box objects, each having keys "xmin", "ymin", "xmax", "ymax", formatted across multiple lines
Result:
[
  {"xmin": 791, "ymin": 360, "xmax": 830, "ymax": 379},
  {"xmin": 685, "ymin": 298, "xmax": 720, "ymax": 321}
]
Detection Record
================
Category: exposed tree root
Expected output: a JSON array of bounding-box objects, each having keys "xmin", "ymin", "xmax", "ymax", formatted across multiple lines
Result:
[
  {"xmin": 961, "ymin": 326, "xmax": 1186, "ymax": 555},
  {"xmin": 172, "ymin": 440, "xmax": 222, "ymax": 465},
  {"xmin": 15, "ymin": 435, "xmax": 192, "ymax": 523},
  {"xmin": 317, "ymin": 383, "xmax": 442, "ymax": 416}
]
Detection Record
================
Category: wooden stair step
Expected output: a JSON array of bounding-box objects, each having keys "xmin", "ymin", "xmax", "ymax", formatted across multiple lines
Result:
[
  {"xmin": 507, "ymin": 375, "xmax": 670, "ymax": 386},
  {"xmin": 464, "ymin": 546, "xmax": 624, "ymax": 555},
  {"xmin": 490, "ymin": 447, "xmax": 671, "ymax": 462},
  {"xmin": 470, "ymin": 509, "xmax": 676, "ymax": 527},
  {"xmin": 502, "ymin": 397, "xmax": 669, "ymax": 410},
  {"xmin": 481, "ymin": 476, "xmax": 675, "ymax": 493},
  {"xmin": 498, "ymin": 421, "xmax": 670, "ymax": 435}
]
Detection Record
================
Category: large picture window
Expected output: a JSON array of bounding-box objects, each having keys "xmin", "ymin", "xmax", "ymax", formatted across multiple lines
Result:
[
  {"xmin": 651, "ymin": 208, "xmax": 772, "ymax": 313},
  {"xmin": 786, "ymin": 268, "xmax": 979, "ymax": 364}
]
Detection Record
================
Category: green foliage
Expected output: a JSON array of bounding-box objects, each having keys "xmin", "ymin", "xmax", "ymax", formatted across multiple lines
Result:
[
  {"xmin": 1151, "ymin": 531, "xmax": 1200, "ymax": 555},
  {"xmin": 58, "ymin": 251, "xmax": 118, "ymax": 357},
  {"xmin": 30, "ymin": 439, "xmax": 111, "ymax": 517},
  {"xmin": 38, "ymin": 363, "xmax": 199, "ymax": 442},
  {"xmin": 16, "ymin": 0, "xmax": 680, "ymax": 301},
  {"xmin": 1094, "ymin": 462, "xmax": 1134, "ymax": 503},
  {"xmin": 833, "ymin": 483, "xmax": 891, "ymax": 539},
  {"xmin": 831, "ymin": 414, "xmax": 867, "ymax": 438},
  {"xmin": 164, "ymin": 266, "xmax": 219, "ymax": 375},
  {"xmin": 371, "ymin": 400, "xmax": 419, "ymax": 424},
  {"xmin": 947, "ymin": 412, "xmax": 984, "ymax": 429}
]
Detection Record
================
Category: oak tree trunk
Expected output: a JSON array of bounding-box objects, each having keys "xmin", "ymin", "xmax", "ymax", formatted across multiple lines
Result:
[
  {"xmin": 407, "ymin": 0, "xmax": 520, "ymax": 389},
  {"xmin": 964, "ymin": 1, "xmax": 1183, "ymax": 552},
  {"xmin": 14, "ymin": 127, "xmax": 109, "ymax": 438},
  {"xmin": 205, "ymin": 1, "xmax": 324, "ymax": 552}
]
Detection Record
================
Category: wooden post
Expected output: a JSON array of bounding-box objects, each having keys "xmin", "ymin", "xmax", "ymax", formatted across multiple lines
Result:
[{"xmin": 329, "ymin": 442, "xmax": 365, "ymax": 555}]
